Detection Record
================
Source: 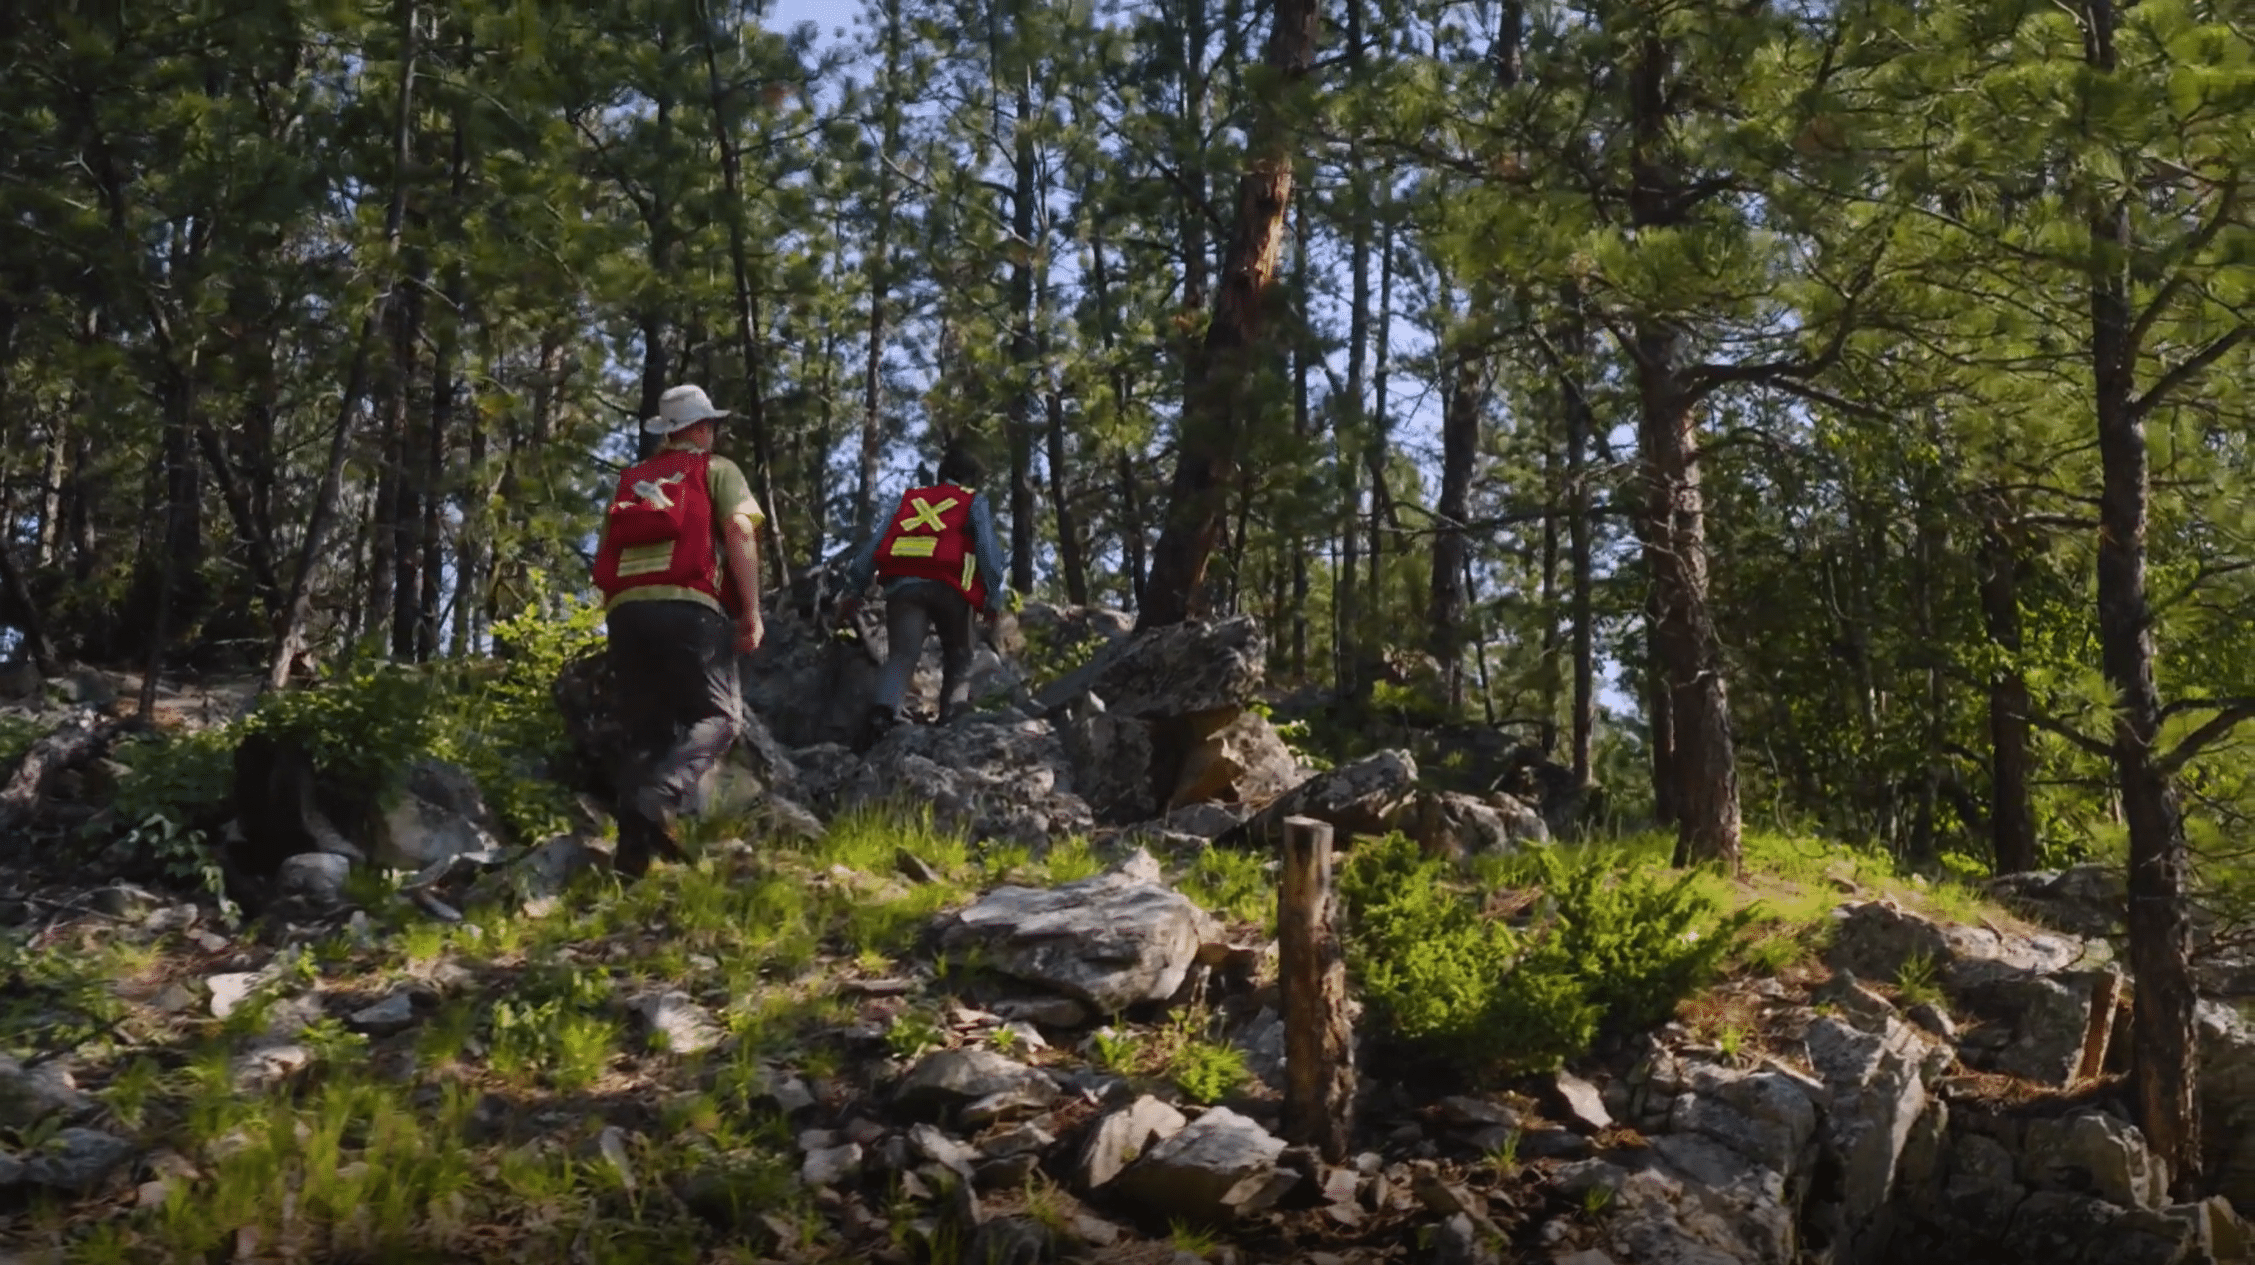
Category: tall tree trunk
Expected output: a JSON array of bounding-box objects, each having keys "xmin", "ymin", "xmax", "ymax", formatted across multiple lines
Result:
[
  {"xmin": 1539, "ymin": 410, "xmax": 1562, "ymax": 755},
  {"xmin": 268, "ymin": 0, "xmax": 418, "ymax": 691},
  {"xmin": 1364, "ymin": 220, "xmax": 1394, "ymax": 619},
  {"xmin": 1976, "ymin": 487, "xmax": 2037, "ymax": 874},
  {"xmin": 2083, "ymin": 2, "xmax": 2195, "ymax": 1189},
  {"xmin": 1429, "ymin": 335, "xmax": 1481, "ymax": 714},
  {"xmin": 1626, "ymin": 33, "xmax": 1739, "ymax": 870},
  {"xmin": 1045, "ymin": 380, "xmax": 1088, "ymax": 604},
  {"xmin": 421, "ymin": 269, "xmax": 459, "ymax": 662},
  {"xmin": 1085, "ymin": 195, "xmax": 1142, "ymax": 606},
  {"xmin": 704, "ymin": 17, "xmax": 790, "ymax": 589},
  {"xmin": 1136, "ymin": 0, "xmax": 1318, "ymax": 630},
  {"xmin": 1636, "ymin": 347, "xmax": 1739, "ymax": 870},
  {"xmin": 856, "ymin": 0, "xmax": 904, "ymax": 536},
  {"xmin": 1561, "ymin": 286, "xmax": 1596, "ymax": 787},
  {"xmin": 196, "ymin": 416, "xmax": 283, "ymax": 622},
  {"xmin": 1290, "ymin": 200, "xmax": 1311, "ymax": 679},
  {"xmin": 1006, "ymin": 50, "xmax": 1040, "ymax": 594},
  {"xmin": 141, "ymin": 363, "xmax": 199, "ymax": 717}
]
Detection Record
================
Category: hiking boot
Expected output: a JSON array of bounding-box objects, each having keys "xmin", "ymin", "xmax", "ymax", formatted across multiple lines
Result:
[
  {"xmin": 856, "ymin": 705, "xmax": 900, "ymax": 754},
  {"xmin": 614, "ymin": 817, "xmax": 683, "ymax": 881}
]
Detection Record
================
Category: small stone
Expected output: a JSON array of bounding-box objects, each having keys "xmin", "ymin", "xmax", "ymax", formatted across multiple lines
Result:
[
  {"xmin": 802, "ymin": 1142, "xmax": 863, "ymax": 1186},
  {"xmin": 1079, "ymin": 1095, "xmax": 1188, "ymax": 1189},
  {"xmin": 93, "ymin": 883, "xmax": 160, "ymax": 920},
  {"xmin": 1909, "ymin": 1002, "xmax": 1957, "ymax": 1040},
  {"xmin": 975, "ymin": 1151, "xmax": 1039, "ymax": 1189},
  {"xmin": 349, "ymin": 991, "xmax": 417, "ymax": 1037},
  {"xmin": 189, "ymin": 930, "xmax": 229, "ymax": 953},
  {"xmin": 896, "ymin": 848, "xmax": 942, "ymax": 884},
  {"xmin": 910, "ymin": 1124, "xmax": 981, "ymax": 1181},
  {"xmin": 206, "ymin": 973, "xmax": 260, "ymax": 1019},
  {"xmin": 638, "ymin": 990, "xmax": 724, "ymax": 1056},
  {"xmin": 1069, "ymin": 1213, "xmax": 1122, "ymax": 1246},
  {"xmin": 598, "ymin": 1126, "xmax": 637, "ymax": 1195},
  {"xmin": 993, "ymin": 996, "xmax": 1090, "ymax": 1028},
  {"xmin": 1550, "ymin": 1071, "xmax": 1614, "ymax": 1132},
  {"xmin": 26, "ymin": 1128, "xmax": 134, "ymax": 1194},
  {"xmin": 232, "ymin": 1042, "xmax": 311, "ymax": 1092},
  {"xmin": 980, "ymin": 1122, "xmax": 1055, "ymax": 1159},
  {"xmin": 144, "ymin": 904, "xmax": 200, "ymax": 934},
  {"xmin": 999, "ymin": 1021, "xmax": 1047, "ymax": 1051}
]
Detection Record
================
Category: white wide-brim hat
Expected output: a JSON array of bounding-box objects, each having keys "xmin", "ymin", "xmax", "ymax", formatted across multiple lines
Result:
[{"xmin": 645, "ymin": 384, "xmax": 733, "ymax": 435}]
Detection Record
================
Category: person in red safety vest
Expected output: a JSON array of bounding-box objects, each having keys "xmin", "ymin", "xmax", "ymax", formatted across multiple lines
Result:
[
  {"xmin": 590, "ymin": 384, "xmax": 766, "ymax": 878},
  {"xmin": 837, "ymin": 444, "xmax": 1009, "ymax": 748}
]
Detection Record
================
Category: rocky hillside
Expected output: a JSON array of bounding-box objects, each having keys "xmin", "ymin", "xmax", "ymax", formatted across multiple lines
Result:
[{"xmin": 1, "ymin": 602, "xmax": 2252, "ymax": 1264}]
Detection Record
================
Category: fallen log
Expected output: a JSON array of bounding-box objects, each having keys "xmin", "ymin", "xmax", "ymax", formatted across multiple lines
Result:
[{"xmin": 0, "ymin": 709, "xmax": 143, "ymax": 839}]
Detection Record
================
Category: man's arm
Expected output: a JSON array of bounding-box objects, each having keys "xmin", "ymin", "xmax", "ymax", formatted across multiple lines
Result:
[
  {"xmin": 724, "ymin": 509, "xmax": 764, "ymax": 651},
  {"xmin": 969, "ymin": 495, "xmax": 1008, "ymax": 616}
]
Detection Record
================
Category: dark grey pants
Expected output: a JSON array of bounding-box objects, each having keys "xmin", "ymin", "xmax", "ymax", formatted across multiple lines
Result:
[
  {"xmin": 874, "ymin": 579, "xmax": 975, "ymax": 724},
  {"xmin": 604, "ymin": 600, "xmax": 743, "ymax": 873}
]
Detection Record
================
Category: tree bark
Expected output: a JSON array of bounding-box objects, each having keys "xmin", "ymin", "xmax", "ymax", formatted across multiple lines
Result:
[
  {"xmin": 1277, "ymin": 816, "xmax": 1355, "ymax": 1161},
  {"xmin": 1006, "ymin": 46, "xmax": 1040, "ymax": 595},
  {"xmin": 703, "ymin": 15, "xmax": 790, "ymax": 591},
  {"xmin": 1135, "ymin": 0, "xmax": 1317, "ymax": 630},
  {"xmin": 855, "ymin": 0, "xmax": 904, "ymax": 537},
  {"xmin": 1045, "ymin": 380, "xmax": 1088, "ymax": 604},
  {"xmin": 1626, "ymin": 33, "xmax": 1739, "ymax": 870},
  {"xmin": 1290, "ymin": 200, "xmax": 1311, "ymax": 679},
  {"xmin": 1976, "ymin": 488, "xmax": 2037, "ymax": 875},
  {"xmin": 267, "ymin": 0, "xmax": 418, "ymax": 692},
  {"xmin": 1637, "ymin": 352, "xmax": 1740, "ymax": 871},
  {"xmin": 1428, "ymin": 336, "xmax": 1482, "ymax": 713},
  {"xmin": 2082, "ymin": 0, "xmax": 2199, "ymax": 1189},
  {"xmin": 1561, "ymin": 288, "xmax": 1597, "ymax": 787}
]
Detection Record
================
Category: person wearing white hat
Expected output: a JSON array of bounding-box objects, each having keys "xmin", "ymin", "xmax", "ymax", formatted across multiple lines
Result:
[{"xmin": 589, "ymin": 384, "xmax": 768, "ymax": 877}]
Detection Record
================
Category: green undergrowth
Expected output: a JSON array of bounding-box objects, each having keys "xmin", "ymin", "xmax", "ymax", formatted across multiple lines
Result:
[
  {"xmin": 1338, "ymin": 825, "xmax": 2014, "ymax": 1083},
  {"xmin": 97, "ymin": 581, "xmax": 604, "ymax": 873},
  {"xmin": 3, "ymin": 805, "xmax": 1167, "ymax": 1264}
]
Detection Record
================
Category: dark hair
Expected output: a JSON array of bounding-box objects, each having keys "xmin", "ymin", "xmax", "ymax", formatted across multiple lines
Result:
[{"xmin": 937, "ymin": 445, "xmax": 983, "ymax": 487}]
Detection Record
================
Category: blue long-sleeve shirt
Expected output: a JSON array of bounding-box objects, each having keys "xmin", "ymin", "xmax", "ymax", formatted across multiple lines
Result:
[{"xmin": 843, "ymin": 487, "xmax": 1009, "ymax": 615}]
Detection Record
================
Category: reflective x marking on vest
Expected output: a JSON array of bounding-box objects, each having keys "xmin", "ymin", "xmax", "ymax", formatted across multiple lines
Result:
[
  {"xmin": 620, "ymin": 470, "xmax": 688, "ymax": 511},
  {"xmin": 899, "ymin": 495, "xmax": 959, "ymax": 533}
]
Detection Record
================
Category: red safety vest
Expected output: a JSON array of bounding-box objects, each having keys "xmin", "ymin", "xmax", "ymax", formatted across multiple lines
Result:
[
  {"xmin": 592, "ymin": 449, "xmax": 731, "ymax": 609},
  {"xmin": 875, "ymin": 484, "xmax": 987, "ymax": 609}
]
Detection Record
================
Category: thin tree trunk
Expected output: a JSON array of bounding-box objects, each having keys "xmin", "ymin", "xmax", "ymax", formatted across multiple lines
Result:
[
  {"xmin": 1365, "ymin": 219, "xmax": 1393, "ymax": 621},
  {"xmin": 1084, "ymin": 190, "xmax": 1144, "ymax": 607},
  {"xmin": 1118, "ymin": 451, "xmax": 1147, "ymax": 606},
  {"xmin": 1428, "ymin": 334, "xmax": 1481, "ymax": 714},
  {"xmin": 1136, "ymin": 0, "xmax": 1319, "ymax": 630},
  {"xmin": 1006, "ymin": 48, "xmax": 1040, "ymax": 595},
  {"xmin": 1626, "ymin": 33, "xmax": 1738, "ymax": 870},
  {"xmin": 268, "ymin": 0, "xmax": 419, "ymax": 692},
  {"xmin": 1045, "ymin": 380, "xmax": 1088, "ymax": 604},
  {"xmin": 1539, "ymin": 410, "xmax": 1562, "ymax": 755},
  {"xmin": 1977, "ymin": 487, "xmax": 2037, "ymax": 874},
  {"xmin": 704, "ymin": 16, "xmax": 790, "ymax": 590},
  {"xmin": 855, "ymin": 0, "xmax": 904, "ymax": 537},
  {"xmin": 1290, "ymin": 200, "xmax": 1311, "ymax": 679},
  {"xmin": 195, "ymin": 417, "xmax": 283, "ymax": 622},
  {"xmin": 421, "ymin": 264, "xmax": 459, "ymax": 663},
  {"xmin": 1561, "ymin": 286, "xmax": 1596, "ymax": 787},
  {"xmin": 0, "ymin": 541, "xmax": 58, "ymax": 674},
  {"xmin": 141, "ymin": 363, "xmax": 199, "ymax": 718}
]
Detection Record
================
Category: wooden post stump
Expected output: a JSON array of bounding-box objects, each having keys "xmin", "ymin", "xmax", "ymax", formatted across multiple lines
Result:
[{"xmin": 1278, "ymin": 815, "xmax": 1355, "ymax": 1161}]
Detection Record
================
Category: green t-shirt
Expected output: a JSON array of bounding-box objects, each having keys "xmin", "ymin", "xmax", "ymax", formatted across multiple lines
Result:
[{"xmin": 603, "ymin": 450, "xmax": 764, "ymax": 615}]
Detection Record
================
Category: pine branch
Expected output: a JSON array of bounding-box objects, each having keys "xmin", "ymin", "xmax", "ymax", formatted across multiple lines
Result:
[{"xmin": 2132, "ymin": 324, "xmax": 2252, "ymax": 421}]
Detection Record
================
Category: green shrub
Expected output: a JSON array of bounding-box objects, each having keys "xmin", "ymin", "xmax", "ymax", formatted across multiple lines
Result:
[
  {"xmin": 1169, "ymin": 1040, "xmax": 1251, "ymax": 1104},
  {"xmin": 1529, "ymin": 846, "xmax": 1756, "ymax": 1034},
  {"xmin": 1339, "ymin": 834, "xmax": 1751, "ymax": 1080}
]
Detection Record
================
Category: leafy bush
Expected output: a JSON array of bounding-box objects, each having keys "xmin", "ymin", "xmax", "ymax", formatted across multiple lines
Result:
[
  {"xmin": 1339, "ymin": 834, "xmax": 1751, "ymax": 1080},
  {"xmin": 428, "ymin": 581, "xmax": 604, "ymax": 842},
  {"xmin": 1169, "ymin": 1039, "xmax": 1251, "ymax": 1104},
  {"xmin": 1529, "ymin": 845, "xmax": 1756, "ymax": 1034}
]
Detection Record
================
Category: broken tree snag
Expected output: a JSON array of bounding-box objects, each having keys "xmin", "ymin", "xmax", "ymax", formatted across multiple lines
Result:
[
  {"xmin": 0, "ymin": 710, "xmax": 139, "ymax": 838},
  {"xmin": 2076, "ymin": 970, "xmax": 2126, "ymax": 1084},
  {"xmin": 1278, "ymin": 814, "xmax": 1355, "ymax": 1161}
]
